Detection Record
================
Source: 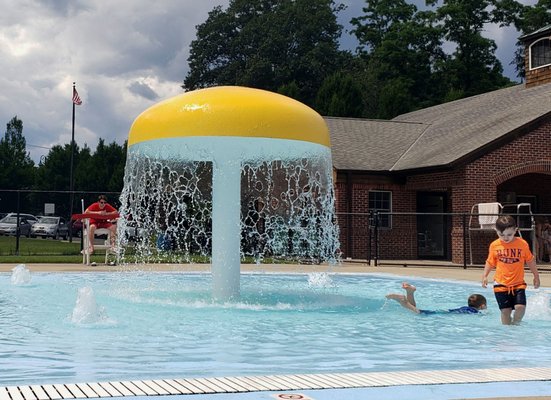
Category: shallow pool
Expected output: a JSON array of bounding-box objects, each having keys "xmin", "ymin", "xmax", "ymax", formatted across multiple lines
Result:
[{"xmin": 1, "ymin": 271, "xmax": 550, "ymax": 386}]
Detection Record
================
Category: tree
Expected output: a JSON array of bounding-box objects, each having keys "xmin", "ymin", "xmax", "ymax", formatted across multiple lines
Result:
[
  {"xmin": 32, "ymin": 143, "xmax": 74, "ymax": 216},
  {"xmin": 427, "ymin": 0, "xmax": 512, "ymax": 97},
  {"xmin": 0, "ymin": 116, "xmax": 35, "ymax": 212},
  {"xmin": 32, "ymin": 140, "xmax": 127, "ymax": 216},
  {"xmin": 315, "ymin": 72, "xmax": 364, "ymax": 117},
  {"xmin": 277, "ymin": 81, "xmax": 301, "ymax": 100},
  {"xmin": 184, "ymin": 0, "xmax": 346, "ymax": 105},
  {"xmin": 494, "ymin": 0, "xmax": 551, "ymax": 79},
  {"xmin": 351, "ymin": 0, "xmax": 447, "ymax": 118},
  {"xmin": 85, "ymin": 139, "xmax": 126, "ymax": 194},
  {"xmin": 0, "ymin": 116, "xmax": 35, "ymax": 189}
]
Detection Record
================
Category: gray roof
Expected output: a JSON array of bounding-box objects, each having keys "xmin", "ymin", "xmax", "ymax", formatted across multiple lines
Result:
[
  {"xmin": 326, "ymin": 82, "xmax": 551, "ymax": 172},
  {"xmin": 519, "ymin": 24, "xmax": 551, "ymax": 41},
  {"xmin": 326, "ymin": 117, "xmax": 426, "ymax": 171}
]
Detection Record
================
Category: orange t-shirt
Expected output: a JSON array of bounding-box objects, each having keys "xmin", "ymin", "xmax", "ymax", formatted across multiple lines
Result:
[{"xmin": 486, "ymin": 237, "xmax": 533, "ymax": 291}]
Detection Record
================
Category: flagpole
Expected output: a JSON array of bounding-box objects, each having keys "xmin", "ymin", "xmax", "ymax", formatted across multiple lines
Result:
[{"xmin": 69, "ymin": 82, "xmax": 76, "ymax": 243}]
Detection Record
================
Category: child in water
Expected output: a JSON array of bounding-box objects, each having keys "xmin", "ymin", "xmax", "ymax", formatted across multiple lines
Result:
[
  {"xmin": 482, "ymin": 215, "xmax": 540, "ymax": 325},
  {"xmin": 386, "ymin": 282, "xmax": 487, "ymax": 314}
]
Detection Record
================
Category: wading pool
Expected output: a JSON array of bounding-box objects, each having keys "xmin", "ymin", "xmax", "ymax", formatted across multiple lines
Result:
[{"xmin": 1, "ymin": 271, "xmax": 550, "ymax": 386}]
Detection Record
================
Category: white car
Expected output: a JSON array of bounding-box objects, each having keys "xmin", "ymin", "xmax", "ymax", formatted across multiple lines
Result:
[
  {"xmin": 0, "ymin": 214, "xmax": 38, "ymax": 237},
  {"xmin": 30, "ymin": 216, "xmax": 70, "ymax": 240}
]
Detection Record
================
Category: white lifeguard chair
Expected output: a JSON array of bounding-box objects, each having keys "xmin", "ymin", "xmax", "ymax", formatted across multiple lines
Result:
[
  {"xmin": 81, "ymin": 200, "xmax": 117, "ymax": 266},
  {"xmin": 468, "ymin": 202, "xmax": 502, "ymax": 265},
  {"xmin": 468, "ymin": 202, "xmax": 535, "ymax": 265}
]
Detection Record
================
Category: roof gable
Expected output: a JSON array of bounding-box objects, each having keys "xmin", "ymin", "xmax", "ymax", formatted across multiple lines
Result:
[
  {"xmin": 325, "ymin": 117, "xmax": 426, "ymax": 171},
  {"xmin": 326, "ymin": 82, "xmax": 551, "ymax": 173},
  {"xmin": 391, "ymin": 83, "xmax": 551, "ymax": 170}
]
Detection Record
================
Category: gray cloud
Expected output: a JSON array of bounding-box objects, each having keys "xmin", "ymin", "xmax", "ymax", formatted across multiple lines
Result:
[
  {"xmin": 0, "ymin": 0, "xmax": 536, "ymax": 163},
  {"xmin": 128, "ymin": 81, "xmax": 159, "ymax": 101}
]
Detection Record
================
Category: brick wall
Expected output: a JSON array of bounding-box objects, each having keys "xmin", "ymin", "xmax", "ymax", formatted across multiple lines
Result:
[
  {"xmin": 458, "ymin": 120, "xmax": 551, "ymax": 263},
  {"xmin": 335, "ymin": 118, "xmax": 551, "ymax": 263}
]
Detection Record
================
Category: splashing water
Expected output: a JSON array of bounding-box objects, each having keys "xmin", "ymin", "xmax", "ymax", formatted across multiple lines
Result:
[
  {"xmin": 308, "ymin": 272, "xmax": 334, "ymax": 288},
  {"xmin": 11, "ymin": 264, "xmax": 31, "ymax": 285},
  {"xmin": 117, "ymin": 137, "xmax": 341, "ymax": 299},
  {"xmin": 526, "ymin": 290, "xmax": 551, "ymax": 320},
  {"xmin": 70, "ymin": 287, "xmax": 112, "ymax": 325}
]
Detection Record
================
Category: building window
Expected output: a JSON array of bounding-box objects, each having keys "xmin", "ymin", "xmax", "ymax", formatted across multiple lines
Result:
[
  {"xmin": 369, "ymin": 190, "xmax": 392, "ymax": 228},
  {"xmin": 530, "ymin": 37, "xmax": 551, "ymax": 69}
]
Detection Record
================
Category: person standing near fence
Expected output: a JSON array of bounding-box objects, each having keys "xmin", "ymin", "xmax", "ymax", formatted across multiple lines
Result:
[{"xmin": 482, "ymin": 215, "xmax": 540, "ymax": 325}]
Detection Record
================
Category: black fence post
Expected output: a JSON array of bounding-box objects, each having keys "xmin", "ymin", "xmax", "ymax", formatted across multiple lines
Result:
[
  {"xmin": 15, "ymin": 190, "xmax": 21, "ymax": 256},
  {"xmin": 367, "ymin": 210, "xmax": 372, "ymax": 265},
  {"xmin": 373, "ymin": 210, "xmax": 379, "ymax": 266},
  {"xmin": 462, "ymin": 213, "xmax": 467, "ymax": 269}
]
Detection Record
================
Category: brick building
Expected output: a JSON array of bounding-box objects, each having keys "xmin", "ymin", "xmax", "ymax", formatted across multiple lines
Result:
[{"xmin": 327, "ymin": 26, "xmax": 551, "ymax": 264}]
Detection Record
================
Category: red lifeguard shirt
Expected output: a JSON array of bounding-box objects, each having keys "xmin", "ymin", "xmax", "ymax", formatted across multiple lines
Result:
[{"xmin": 85, "ymin": 201, "xmax": 117, "ymax": 227}]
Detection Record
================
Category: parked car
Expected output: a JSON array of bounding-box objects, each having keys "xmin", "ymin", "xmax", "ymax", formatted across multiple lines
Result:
[
  {"xmin": 0, "ymin": 214, "xmax": 38, "ymax": 237},
  {"xmin": 30, "ymin": 216, "xmax": 70, "ymax": 239},
  {"xmin": 3, "ymin": 213, "xmax": 38, "ymax": 224}
]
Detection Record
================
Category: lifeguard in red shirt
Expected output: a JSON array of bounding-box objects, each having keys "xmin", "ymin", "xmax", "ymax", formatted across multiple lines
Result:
[{"xmin": 84, "ymin": 194, "xmax": 118, "ymax": 253}]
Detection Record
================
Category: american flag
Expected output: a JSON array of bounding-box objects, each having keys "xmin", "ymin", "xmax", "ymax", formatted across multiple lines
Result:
[{"xmin": 72, "ymin": 87, "xmax": 82, "ymax": 105}]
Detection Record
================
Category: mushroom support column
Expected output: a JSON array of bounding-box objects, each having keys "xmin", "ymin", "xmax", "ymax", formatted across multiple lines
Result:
[{"xmin": 211, "ymin": 152, "xmax": 241, "ymax": 300}]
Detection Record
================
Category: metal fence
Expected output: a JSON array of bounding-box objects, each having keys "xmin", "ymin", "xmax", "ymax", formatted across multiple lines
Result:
[
  {"xmin": 336, "ymin": 210, "xmax": 545, "ymax": 268},
  {"xmin": 0, "ymin": 189, "xmax": 120, "ymax": 256},
  {"xmin": 1, "ymin": 188, "xmax": 548, "ymax": 266}
]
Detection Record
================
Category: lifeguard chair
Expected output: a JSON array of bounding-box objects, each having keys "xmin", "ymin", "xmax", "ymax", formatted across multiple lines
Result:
[
  {"xmin": 468, "ymin": 202, "xmax": 535, "ymax": 265},
  {"xmin": 79, "ymin": 200, "xmax": 118, "ymax": 266},
  {"xmin": 468, "ymin": 202, "xmax": 502, "ymax": 265}
]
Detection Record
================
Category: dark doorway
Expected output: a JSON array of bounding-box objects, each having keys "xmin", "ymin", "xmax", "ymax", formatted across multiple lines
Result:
[{"xmin": 417, "ymin": 192, "xmax": 448, "ymax": 259}]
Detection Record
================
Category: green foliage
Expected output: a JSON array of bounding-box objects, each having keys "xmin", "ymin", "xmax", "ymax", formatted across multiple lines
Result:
[
  {"xmin": 277, "ymin": 81, "xmax": 302, "ymax": 101},
  {"xmin": 427, "ymin": 0, "xmax": 512, "ymax": 97},
  {"xmin": 497, "ymin": 0, "xmax": 551, "ymax": 79},
  {"xmin": 0, "ymin": 113, "xmax": 127, "ymax": 216},
  {"xmin": 0, "ymin": 235, "xmax": 81, "ymax": 256},
  {"xmin": 315, "ymin": 72, "xmax": 364, "ymax": 117},
  {"xmin": 184, "ymin": 0, "xmax": 347, "ymax": 105},
  {"xmin": 0, "ymin": 116, "xmax": 35, "ymax": 211},
  {"xmin": 0, "ymin": 116, "xmax": 35, "ymax": 189},
  {"xmin": 30, "ymin": 139, "xmax": 126, "ymax": 215},
  {"xmin": 351, "ymin": 0, "xmax": 447, "ymax": 118}
]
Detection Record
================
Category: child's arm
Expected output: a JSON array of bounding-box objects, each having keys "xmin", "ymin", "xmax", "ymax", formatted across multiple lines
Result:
[
  {"xmin": 526, "ymin": 258, "xmax": 540, "ymax": 289},
  {"xmin": 482, "ymin": 262, "xmax": 494, "ymax": 288}
]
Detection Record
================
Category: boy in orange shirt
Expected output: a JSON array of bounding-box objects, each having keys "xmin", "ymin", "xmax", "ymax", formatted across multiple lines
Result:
[{"xmin": 482, "ymin": 215, "xmax": 540, "ymax": 325}]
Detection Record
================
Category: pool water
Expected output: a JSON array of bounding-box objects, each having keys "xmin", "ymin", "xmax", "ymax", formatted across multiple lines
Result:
[{"xmin": 1, "ymin": 271, "xmax": 550, "ymax": 386}]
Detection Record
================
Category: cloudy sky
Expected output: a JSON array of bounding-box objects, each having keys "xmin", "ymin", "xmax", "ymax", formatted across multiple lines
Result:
[{"xmin": 0, "ymin": 0, "xmax": 536, "ymax": 162}]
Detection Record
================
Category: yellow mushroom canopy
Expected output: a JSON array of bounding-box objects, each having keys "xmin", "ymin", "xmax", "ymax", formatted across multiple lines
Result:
[{"xmin": 128, "ymin": 86, "xmax": 330, "ymax": 148}]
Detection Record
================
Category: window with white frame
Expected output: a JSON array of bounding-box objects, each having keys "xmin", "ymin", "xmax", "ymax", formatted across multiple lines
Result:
[
  {"xmin": 369, "ymin": 190, "xmax": 392, "ymax": 228},
  {"xmin": 530, "ymin": 37, "xmax": 551, "ymax": 69}
]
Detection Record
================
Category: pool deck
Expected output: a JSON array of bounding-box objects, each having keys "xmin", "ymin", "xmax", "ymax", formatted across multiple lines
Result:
[
  {"xmin": 1, "ymin": 261, "xmax": 550, "ymax": 400},
  {"xmin": 1, "ymin": 367, "xmax": 551, "ymax": 400}
]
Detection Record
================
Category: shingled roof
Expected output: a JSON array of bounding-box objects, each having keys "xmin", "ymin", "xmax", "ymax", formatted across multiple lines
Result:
[{"xmin": 326, "ymin": 82, "xmax": 551, "ymax": 172}]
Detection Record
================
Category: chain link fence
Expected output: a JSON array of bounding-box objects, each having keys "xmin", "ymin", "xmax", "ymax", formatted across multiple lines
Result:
[{"xmin": 2, "ymin": 189, "xmax": 548, "ymax": 269}]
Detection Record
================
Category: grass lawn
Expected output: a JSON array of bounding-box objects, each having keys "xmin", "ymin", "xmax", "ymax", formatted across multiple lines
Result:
[
  {"xmin": 0, "ymin": 236, "xmax": 288, "ymax": 265},
  {"xmin": 0, "ymin": 235, "xmax": 89, "ymax": 263},
  {"xmin": 0, "ymin": 235, "xmax": 207, "ymax": 264}
]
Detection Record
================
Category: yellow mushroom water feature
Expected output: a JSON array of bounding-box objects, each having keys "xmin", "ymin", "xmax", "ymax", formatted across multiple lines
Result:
[{"xmin": 120, "ymin": 86, "xmax": 339, "ymax": 300}]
